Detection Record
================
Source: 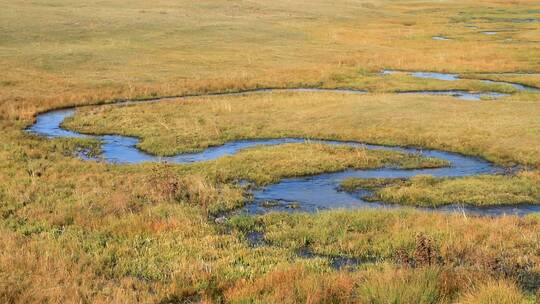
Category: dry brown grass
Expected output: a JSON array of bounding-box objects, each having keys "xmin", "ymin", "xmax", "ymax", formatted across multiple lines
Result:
[
  {"xmin": 458, "ymin": 279, "xmax": 530, "ymax": 304},
  {"xmin": 225, "ymin": 265, "xmax": 358, "ymax": 304}
]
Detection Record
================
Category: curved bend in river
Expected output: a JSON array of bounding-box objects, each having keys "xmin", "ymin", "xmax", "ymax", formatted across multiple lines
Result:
[{"xmin": 27, "ymin": 89, "xmax": 540, "ymax": 217}]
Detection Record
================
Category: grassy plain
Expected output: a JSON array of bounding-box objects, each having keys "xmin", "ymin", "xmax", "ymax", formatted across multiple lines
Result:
[
  {"xmin": 2, "ymin": 0, "xmax": 540, "ymax": 120},
  {"xmin": 1, "ymin": 0, "xmax": 540, "ymax": 303}
]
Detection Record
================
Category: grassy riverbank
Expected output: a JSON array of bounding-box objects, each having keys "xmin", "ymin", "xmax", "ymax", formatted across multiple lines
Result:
[
  {"xmin": 341, "ymin": 172, "xmax": 540, "ymax": 207},
  {"xmin": 63, "ymin": 91, "xmax": 540, "ymax": 208},
  {"xmin": 65, "ymin": 92, "xmax": 540, "ymax": 167}
]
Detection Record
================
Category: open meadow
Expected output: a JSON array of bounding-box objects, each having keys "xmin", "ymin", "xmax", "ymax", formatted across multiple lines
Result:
[{"xmin": 1, "ymin": 0, "xmax": 540, "ymax": 303}]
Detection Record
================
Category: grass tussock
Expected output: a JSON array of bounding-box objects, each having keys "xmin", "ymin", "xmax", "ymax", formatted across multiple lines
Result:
[
  {"xmin": 225, "ymin": 265, "xmax": 358, "ymax": 304},
  {"xmin": 458, "ymin": 279, "xmax": 531, "ymax": 304}
]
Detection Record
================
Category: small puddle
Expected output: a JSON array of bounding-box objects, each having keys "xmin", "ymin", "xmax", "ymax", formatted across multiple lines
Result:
[
  {"xmin": 398, "ymin": 90, "xmax": 508, "ymax": 101},
  {"xmin": 409, "ymin": 72, "xmax": 459, "ymax": 81},
  {"xmin": 432, "ymin": 36, "xmax": 451, "ymax": 41},
  {"xmin": 246, "ymin": 231, "xmax": 266, "ymax": 248},
  {"xmin": 297, "ymin": 247, "xmax": 367, "ymax": 270},
  {"xmin": 244, "ymin": 232, "xmax": 366, "ymax": 270},
  {"xmin": 482, "ymin": 31, "xmax": 498, "ymax": 35}
]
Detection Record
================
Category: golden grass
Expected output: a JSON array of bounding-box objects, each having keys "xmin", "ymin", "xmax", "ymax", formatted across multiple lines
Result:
[
  {"xmin": 458, "ymin": 279, "xmax": 531, "ymax": 304},
  {"xmin": 2, "ymin": 0, "xmax": 540, "ymax": 121},
  {"xmin": 224, "ymin": 265, "xmax": 358, "ymax": 304}
]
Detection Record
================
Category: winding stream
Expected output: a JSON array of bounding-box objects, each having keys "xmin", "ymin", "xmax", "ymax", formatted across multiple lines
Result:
[
  {"xmin": 383, "ymin": 70, "xmax": 540, "ymax": 95},
  {"xmin": 27, "ymin": 83, "xmax": 540, "ymax": 216}
]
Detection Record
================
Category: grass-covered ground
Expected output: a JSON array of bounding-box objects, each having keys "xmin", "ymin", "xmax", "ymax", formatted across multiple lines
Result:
[
  {"xmin": 2, "ymin": 0, "xmax": 540, "ymax": 120},
  {"xmin": 2, "ymin": 0, "xmax": 540, "ymax": 302}
]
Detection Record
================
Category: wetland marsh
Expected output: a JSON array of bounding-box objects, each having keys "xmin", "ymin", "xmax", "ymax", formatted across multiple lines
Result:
[{"xmin": 2, "ymin": 0, "xmax": 540, "ymax": 303}]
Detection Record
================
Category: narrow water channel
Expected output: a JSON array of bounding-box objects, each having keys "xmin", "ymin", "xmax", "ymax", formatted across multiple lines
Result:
[{"xmin": 27, "ymin": 87, "xmax": 540, "ymax": 216}]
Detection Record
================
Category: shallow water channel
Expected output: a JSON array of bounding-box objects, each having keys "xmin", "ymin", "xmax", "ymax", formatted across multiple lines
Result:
[
  {"xmin": 382, "ymin": 69, "xmax": 539, "ymax": 100},
  {"xmin": 28, "ymin": 86, "xmax": 540, "ymax": 216}
]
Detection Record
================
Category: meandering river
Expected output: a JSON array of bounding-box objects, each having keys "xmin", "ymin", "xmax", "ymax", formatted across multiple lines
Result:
[{"xmin": 27, "ymin": 74, "xmax": 540, "ymax": 216}]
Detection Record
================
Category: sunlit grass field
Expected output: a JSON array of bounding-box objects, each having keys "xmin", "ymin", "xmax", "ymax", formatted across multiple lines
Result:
[
  {"xmin": 1, "ymin": 0, "xmax": 540, "ymax": 303},
  {"xmin": 2, "ymin": 0, "xmax": 540, "ymax": 120}
]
